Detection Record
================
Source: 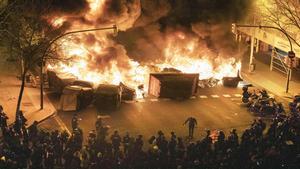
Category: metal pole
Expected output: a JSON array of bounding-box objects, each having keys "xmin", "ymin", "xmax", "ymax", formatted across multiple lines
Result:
[
  {"xmin": 286, "ymin": 68, "xmax": 291, "ymax": 93},
  {"xmin": 249, "ymin": 36, "xmax": 255, "ymax": 72},
  {"xmin": 40, "ymin": 25, "xmax": 118, "ymax": 110}
]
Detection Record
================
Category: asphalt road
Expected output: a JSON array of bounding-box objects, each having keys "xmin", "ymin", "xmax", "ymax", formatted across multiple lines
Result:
[{"xmin": 42, "ymin": 84, "xmax": 260, "ymax": 143}]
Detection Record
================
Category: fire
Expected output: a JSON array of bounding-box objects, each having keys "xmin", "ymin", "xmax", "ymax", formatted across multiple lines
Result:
[
  {"xmin": 47, "ymin": 0, "xmax": 242, "ymax": 98},
  {"xmin": 156, "ymin": 33, "xmax": 241, "ymax": 80}
]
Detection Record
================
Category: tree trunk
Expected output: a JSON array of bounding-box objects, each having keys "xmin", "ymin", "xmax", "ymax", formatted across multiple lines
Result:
[{"xmin": 16, "ymin": 69, "xmax": 27, "ymax": 119}]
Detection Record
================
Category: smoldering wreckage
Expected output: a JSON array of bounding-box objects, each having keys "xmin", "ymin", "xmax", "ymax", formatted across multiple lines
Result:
[
  {"xmin": 38, "ymin": 67, "xmax": 242, "ymax": 112},
  {"xmin": 26, "ymin": 0, "xmax": 251, "ymax": 111}
]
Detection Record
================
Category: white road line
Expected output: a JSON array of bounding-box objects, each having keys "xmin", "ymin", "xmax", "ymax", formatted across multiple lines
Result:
[
  {"xmin": 223, "ymin": 94, "xmax": 231, "ymax": 98},
  {"xmin": 123, "ymin": 100, "xmax": 135, "ymax": 104},
  {"xmin": 211, "ymin": 95, "xmax": 220, "ymax": 98},
  {"xmin": 199, "ymin": 95, "xmax": 208, "ymax": 99},
  {"xmin": 136, "ymin": 99, "xmax": 146, "ymax": 102},
  {"xmin": 53, "ymin": 115, "xmax": 71, "ymax": 135},
  {"xmin": 190, "ymin": 96, "xmax": 196, "ymax": 99},
  {"xmin": 234, "ymin": 94, "xmax": 242, "ymax": 97},
  {"xmin": 150, "ymin": 99, "xmax": 158, "ymax": 102}
]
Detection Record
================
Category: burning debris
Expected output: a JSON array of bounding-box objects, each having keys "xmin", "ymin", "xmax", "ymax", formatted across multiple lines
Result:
[{"xmin": 43, "ymin": 0, "xmax": 252, "ymax": 109}]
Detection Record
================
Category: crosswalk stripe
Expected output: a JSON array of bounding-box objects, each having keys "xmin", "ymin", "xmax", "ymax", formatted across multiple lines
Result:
[
  {"xmin": 123, "ymin": 100, "xmax": 135, "ymax": 104},
  {"xmin": 223, "ymin": 94, "xmax": 231, "ymax": 98},
  {"xmin": 234, "ymin": 94, "xmax": 242, "ymax": 97},
  {"xmin": 137, "ymin": 99, "xmax": 146, "ymax": 102},
  {"xmin": 150, "ymin": 99, "xmax": 158, "ymax": 102},
  {"xmin": 190, "ymin": 96, "xmax": 196, "ymax": 99},
  {"xmin": 199, "ymin": 95, "xmax": 208, "ymax": 99},
  {"xmin": 211, "ymin": 95, "xmax": 220, "ymax": 98}
]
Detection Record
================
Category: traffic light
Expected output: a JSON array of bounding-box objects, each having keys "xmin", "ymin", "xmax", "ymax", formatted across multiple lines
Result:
[{"xmin": 231, "ymin": 23, "xmax": 237, "ymax": 34}]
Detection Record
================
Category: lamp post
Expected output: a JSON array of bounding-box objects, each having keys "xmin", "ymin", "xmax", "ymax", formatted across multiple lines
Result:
[
  {"xmin": 40, "ymin": 25, "xmax": 118, "ymax": 109},
  {"xmin": 234, "ymin": 24, "xmax": 296, "ymax": 93}
]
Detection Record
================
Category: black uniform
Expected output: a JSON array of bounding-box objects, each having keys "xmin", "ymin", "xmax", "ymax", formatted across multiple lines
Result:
[{"xmin": 184, "ymin": 117, "xmax": 197, "ymax": 138}]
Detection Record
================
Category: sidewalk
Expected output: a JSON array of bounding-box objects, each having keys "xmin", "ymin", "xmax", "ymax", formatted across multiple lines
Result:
[
  {"xmin": 241, "ymin": 53, "xmax": 300, "ymax": 102},
  {"xmin": 0, "ymin": 58, "xmax": 56, "ymax": 126}
]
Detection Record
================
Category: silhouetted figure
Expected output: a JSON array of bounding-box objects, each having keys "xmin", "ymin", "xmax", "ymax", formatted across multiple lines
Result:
[
  {"xmin": 0, "ymin": 105, "xmax": 8, "ymax": 130},
  {"xmin": 71, "ymin": 113, "xmax": 80, "ymax": 131},
  {"xmin": 184, "ymin": 117, "xmax": 197, "ymax": 138},
  {"xmin": 95, "ymin": 115, "xmax": 102, "ymax": 133},
  {"xmin": 123, "ymin": 132, "xmax": 130, "ymax": 155},
  {"xmin": 111, "ymin": 130, "xmax": 121, "ymax": 154}
]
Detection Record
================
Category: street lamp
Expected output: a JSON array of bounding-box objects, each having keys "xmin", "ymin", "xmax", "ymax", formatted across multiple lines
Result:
[
  {"xmin": 40, "ymin": 25, "xmax": 118, "ymax": 109},
  {"xmin": 234, "ymin": 24, "xmax": 296, "ymax": 93}
]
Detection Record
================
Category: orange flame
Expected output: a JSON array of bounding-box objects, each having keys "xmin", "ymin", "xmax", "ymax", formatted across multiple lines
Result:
[{"xmin": 48, "ymin": 0, "xmax": 241, "ymax": 98}]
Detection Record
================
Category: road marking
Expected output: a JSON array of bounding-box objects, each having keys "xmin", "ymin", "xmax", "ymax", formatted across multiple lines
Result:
[
  {"xmin": 53, "ymin": 115, "xmax": 71, "ymax": 135},
  {"xmin": 150, "ymin": 99, "xmax": 158, "ymax": 102},
  {"xmin": 231, "ymin": 98, "xmax": 240, "ymax": 101},
  {"xmin": 190, "ymin": 96, "xmax": 196, "ymax": 99},
  {"xmin": 223, "ymin": 94, "xmax": 231, "ymax": 98},
  {"xmin": 136, "ymin": 99, "xmax": 146, "ymax": 102},
  {"xmin": 123, "ymin": 100, "xmax": 135, "ymax": 104},
  {"xmin": 211, "ymin": 95, "xmax": 220, "ymax": 98},
  {"xmin": 199, "ymin": 95, "xmax": 208, "ymax": 99},
  {"xmin": 234, "ymin": 94, "xmax": 242, "ymax": 97}
]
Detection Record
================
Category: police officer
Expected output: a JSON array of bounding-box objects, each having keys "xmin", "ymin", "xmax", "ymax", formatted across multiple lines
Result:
[
  {"xmin": 184, "ymin": 117, "xmax": 197, "ymax": 139},
  {"xmin": 111, "ymin": 130, "xmax": 121, "ymax": 154},
  {"xmin": 71, "ymin": 113, "xmax": 80, "ymax": 131},
  {"xmin": 122, "ymin": 132, "xmax": 130, "ymax": 155},
  {"xmin": 95, "ymin": 115, "xmax": 103, "ymax": 133}
]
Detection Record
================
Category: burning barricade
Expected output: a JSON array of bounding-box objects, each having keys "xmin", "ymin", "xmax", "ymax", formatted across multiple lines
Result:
[
  {"xmin": 47, "ymin": 70, "xmax": 77, "ymax": 93},
  {"xmin": 94, "ymin": 84, "xmax": 122, "ymax": 111},
  {"xmin": 148, "ymin": 73, "xmax": 199, "ymax": 99},
  {"xmin": 60, "ymin": 85, "xmax": 94, "ymax": 111}
]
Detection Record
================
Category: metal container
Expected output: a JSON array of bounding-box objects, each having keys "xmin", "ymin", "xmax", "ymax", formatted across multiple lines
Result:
[{"xmin": 148, "ymin": 73, "xmax": 199, "ymax": 99}]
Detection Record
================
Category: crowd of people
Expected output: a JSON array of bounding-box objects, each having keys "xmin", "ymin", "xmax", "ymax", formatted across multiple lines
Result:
[
  {"xmin": 242, "ymin": 87, "xmax": 286, "ymax": 116},
  {"xmin": 1, "ymin": 103, "xmax": 300, "ymax": 169}
]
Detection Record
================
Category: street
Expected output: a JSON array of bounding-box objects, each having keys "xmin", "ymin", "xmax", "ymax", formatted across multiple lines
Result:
[{"xmin": 41, "ymin": 84, "xmax": 260, "ymax": 142}]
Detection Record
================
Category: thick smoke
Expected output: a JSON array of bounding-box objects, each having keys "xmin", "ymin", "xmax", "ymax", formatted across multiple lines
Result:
[
  {"xmin": 99, "ymin": 0, "xmax": 141, "ymax": 30},
  {"xmin": 116, "ymin": 0, "xmax": 252, "ymax": 62},
  {"xmin": 42, "ymin": 0, "xmax": 253, "ymax": 75}
]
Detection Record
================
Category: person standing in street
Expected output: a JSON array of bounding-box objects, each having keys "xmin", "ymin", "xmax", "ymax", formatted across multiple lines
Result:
[
  {"xmin": 72, "ymin": 113, "xmax": 81, "ymax": 131},
  {"xmin": 183, "ymin": 117, "xmax": 197, "ymax": 139}
]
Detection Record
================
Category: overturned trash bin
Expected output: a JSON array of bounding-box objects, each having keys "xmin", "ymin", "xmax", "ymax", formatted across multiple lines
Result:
[
  {"xmin": 60, "ymin": 85, "xmax": 93, "ymax": 112},
  {"xmin": 94, "ymin": 84, "xmax": 122, "ymax": 111},
  {"xmin": 148, "ymin": 73, "xmax": 199, "ymax": 99}
]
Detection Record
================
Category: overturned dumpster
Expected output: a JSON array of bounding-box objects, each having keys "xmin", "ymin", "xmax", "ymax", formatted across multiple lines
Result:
[
  {"xmin": 48, "ymin": 70, "xmax": 77, "ymax": 93},
  {"xmin": 148, "ymin": 73, "xmax": 199, "ymax": 99},
  {"xmin": 120, "ymin": 83, "xmax": 136, "ymax": 100},
  {"xmin": 94, "ymin": 84, "xmax": 122, "ymax": 110},
  {"xmin": 60, "ymin": 85, "xmax": 93, "ymax": 111}
]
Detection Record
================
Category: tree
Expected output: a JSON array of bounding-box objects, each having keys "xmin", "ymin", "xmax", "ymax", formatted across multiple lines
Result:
[
  {"xmin": 0, "ymin": 0, "xmax": 66, "ymax": 116},
  {"xmin": 262, "ymin": 0, "xmax": 300, "ymax": 48}
]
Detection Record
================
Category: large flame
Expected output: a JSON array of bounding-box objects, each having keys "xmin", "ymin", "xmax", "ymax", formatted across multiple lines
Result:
[{"xmin": 47, "ymin": 0, "xmax": 241, "ymax": 98}]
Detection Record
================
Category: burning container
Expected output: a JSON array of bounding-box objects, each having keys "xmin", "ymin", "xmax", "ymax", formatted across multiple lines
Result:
[
  {"xmin": 94, "ymin": 84, "xmax": 122, "ymax": 110},
  {"xmin": 60, "ymin": 85, "xmax": 93, "ymax": 111},
  {"xmin": 148, "ymin": 73, "xmax": 199, "ymax": 99},
  {"xmin": 120, "ymin": 83, "xmax": 136, "ymax": 100},
  {"xmin": 48, "ymin": 70, "xmax": 77, "ymax": 93},
  {"xmin": 222, "ymin": 70, "xmax": 242, "ymax": 87}
]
